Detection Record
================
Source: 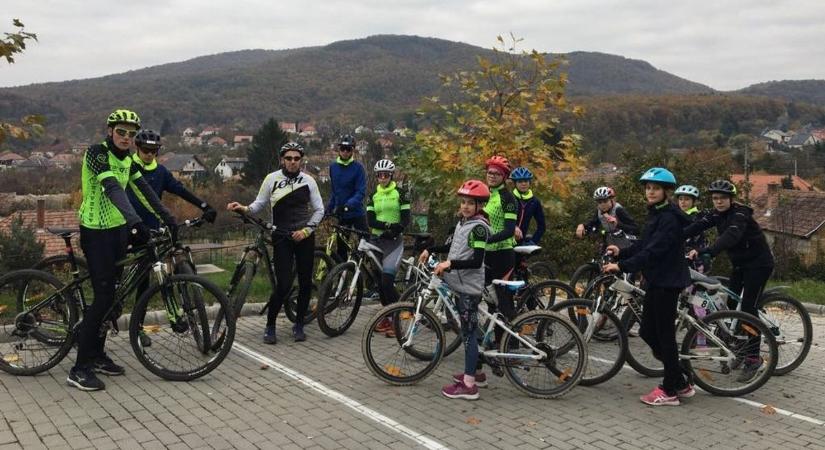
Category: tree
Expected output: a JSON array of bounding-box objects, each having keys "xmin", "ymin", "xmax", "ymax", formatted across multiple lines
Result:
[
  {"xmin": 242, "ymin": 118, "xmax": 287, "ymax": 186},
  {"xmin": 0, "ymin": 214, "xmax": 45, "ymax": 272},
  {"xmin": 0, "ymin": 19, "xmax": 43, "ymax": 145},
  {"xmin": 399, "ymin": 34, "xmax": 584, "ymax": 218},
  {"xmin": 160, "ymin": 118, "xmax": 174, "ymax": 137}
]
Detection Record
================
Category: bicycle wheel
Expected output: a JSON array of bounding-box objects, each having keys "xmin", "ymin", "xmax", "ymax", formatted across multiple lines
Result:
[
  {"xmin": 396, "ymin": 284, "xmax": 461, "ymax": 359},
  {"xmin": 33, "ymin": 254, "xmax": 89, "ymax": 284},
  {"xmin": 500, "ymin": 310, "xmax": 586, "ymax": 398},
  {"xmin": 757, "ymin": 294, "xmax": 812, "ymax": 375},
  {"xmin": 173, "ymin": 262, "xmax": 211, "ymax": 354},
  {"xmin": 284, "ymin": 250, "xmax": 335, "ymax": 324},
  {"xmin": 681, "ymin": 310, "xmax": 778, "ymax": 397},
  {"xmin": 362, "ymin": 302, "xmax": 444, "ymax": 385},
  {"xmin": 581, "ymin": 274, "xmax": 623, "ymax": 341},
  {"xmin": 527, "ymin": 261, "xmax": 556, "ymax": 282},
  {"xmin": 570, "ymin": 263, "xmax": 599, "ymax": 296},
  {"xmin": 523, "ymin": 279, "xmax": 577, "ymax": 311},
  {"xmin": 130, "ymin": 274, "xmax": 235, "ymax": 381},
  {"xmin": 549, "ymin": 299, "xmax": 628, "ymax": 386},
  {"xmin": 0, "ymin": 270, "xmax": 78, "ymax": 376},
  {"xmin": 620, "ymin": 307, "xmax": 664, "ymax": 377},
  {"xmin": 316, "ymin": 262, "xmax": 363, "ymax": 337}
]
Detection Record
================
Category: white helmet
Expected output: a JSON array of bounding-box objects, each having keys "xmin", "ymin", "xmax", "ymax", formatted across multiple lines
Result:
[
  {"xmin": 593, "ymin": 186, "xmax": 615, "ymax": 200},
  {"xmin": 374, "ymin": 159, "xmax": 396, "ymax": 172}
]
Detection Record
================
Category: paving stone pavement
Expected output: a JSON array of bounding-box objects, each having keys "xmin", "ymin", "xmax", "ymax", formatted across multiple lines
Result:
[{"xmin": 1, "ymin": 304, "xmax": 824, "ymax": 449}]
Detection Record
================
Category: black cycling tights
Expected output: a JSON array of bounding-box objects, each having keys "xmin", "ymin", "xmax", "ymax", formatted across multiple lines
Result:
[{"xmin": 267, "ymin": 234, "xmax": 315, "ymax": 327}]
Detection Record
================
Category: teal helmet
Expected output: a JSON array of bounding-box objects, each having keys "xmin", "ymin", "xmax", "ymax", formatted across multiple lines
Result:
[{"xmin": 639, "ymin": 167, "xmax": 677, "ymax": 188}]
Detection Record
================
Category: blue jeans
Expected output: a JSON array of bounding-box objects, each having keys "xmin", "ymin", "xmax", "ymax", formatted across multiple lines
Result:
[{"xmin": 456, "ymin": 293, "xmax": 481, "ymax": 375}]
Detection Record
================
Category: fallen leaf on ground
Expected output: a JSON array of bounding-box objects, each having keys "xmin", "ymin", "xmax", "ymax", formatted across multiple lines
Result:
[
  {"xmin": 466, "ymin": 417, "xmax": 481, "ymax": 425},
  {"xmin": 260, "ymin": 364, "xmax": 269, "ymax": 370},
  {"xmin": 761, "ymin": 405, "xmax": 777, "ymax": 415},
  {"xmin": 0, "ymin": 305, "xmax": 8, "ymax": 314}
]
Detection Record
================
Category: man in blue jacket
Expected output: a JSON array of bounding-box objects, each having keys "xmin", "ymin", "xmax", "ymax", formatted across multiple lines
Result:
[{"xmin": 327, "ymin": 134, "xmax": 368, "ymax": 261}]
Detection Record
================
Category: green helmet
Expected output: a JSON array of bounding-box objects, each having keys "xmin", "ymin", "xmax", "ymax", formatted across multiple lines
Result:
[{"xmin": 107, "ymin": 109, "xmax": 141, "ymax": 129}]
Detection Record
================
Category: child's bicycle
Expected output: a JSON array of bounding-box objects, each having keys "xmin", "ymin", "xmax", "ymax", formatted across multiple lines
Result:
[
  {"xmin": 570, "ymin": 226, "xmax": 636, "ymax": 295},
  {"xmin": 0, "ymin": 226, "xmax": 235, "ymax": 381},
  {"xmin": 361, "ymin": 274, "xmax": 588, "ymax": 398}
]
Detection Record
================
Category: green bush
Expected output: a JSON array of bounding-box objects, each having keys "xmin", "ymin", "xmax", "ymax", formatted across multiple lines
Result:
[{"xmin": 0, "ymin": 214, "xmax": 44, "ymax": 273}]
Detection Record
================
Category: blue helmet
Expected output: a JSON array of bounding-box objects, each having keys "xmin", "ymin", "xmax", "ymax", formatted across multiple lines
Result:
[
  {"xmin": 510, "ymin": 167, "xmax": 533, "ymax": 181},
  {"xmin": 639, "ymin": 167, "xmax": 677, "ymax": 187}
]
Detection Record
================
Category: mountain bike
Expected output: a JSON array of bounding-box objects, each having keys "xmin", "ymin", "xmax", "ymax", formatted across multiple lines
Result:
[
  {"xmin": 362, "ymin": 275, "xmax": 588, "ymax": 398},
  {"xmin": 0, "ymin": 228, "xmax": 234, "ymax": 381},
  {"xmin": 570, "ymin": 226, "xmax": 636, "ymax": 295}
]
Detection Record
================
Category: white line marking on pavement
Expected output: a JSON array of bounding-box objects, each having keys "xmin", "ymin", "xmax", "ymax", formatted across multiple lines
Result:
[
  {"xmin": 233, "ymin": 343, "xmax": 451, "ymax": 450},
  {"xmin": 730, "ymin": 397, "xmax": 825, "ymax": 426}
]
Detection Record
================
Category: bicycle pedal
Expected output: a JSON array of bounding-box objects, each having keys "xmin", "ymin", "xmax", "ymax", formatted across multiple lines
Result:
[{"xmin": 491, "ymin": 365, "xmax": 505, "ymax": 377}]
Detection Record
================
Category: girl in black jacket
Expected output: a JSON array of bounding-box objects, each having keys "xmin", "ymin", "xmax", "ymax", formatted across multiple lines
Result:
[
  {"xmin": 603, "ymin": 167, "xmax": 692, "ymax": 406},
  {"xmin": 684, "ymin": 179, "xmax": 774, "ymax": 382}
]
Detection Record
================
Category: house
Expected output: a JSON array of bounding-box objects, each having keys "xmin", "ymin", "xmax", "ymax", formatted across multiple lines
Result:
[
  {"xmin": 376, "ymin": 137, "xmax": 394, "ymax": 150},
  {"xmin": 214, "ymin": 157, "xmax": 248, "ymax": 180},
  {"xmin": 279, "ymin": 122, "xmax": 297, "ymax": 134},
  {"xmin": 392, "ymin": 128, "xmax": 411, "ymax": 137},
  {"xmin": 158, "ymin": 152, "xmax": 176, "ymax": 165},
  {"xmin": 0, "ymin": 200, "xmax": 80, "ymax": 257},
  {"xmin": 182, "ymin": 127, "xmax": 197, "ymax": 138},
  {"xmin": 354, "ymin": 125, "xmax": 371, "ymax": 135},
  {"xmin": 199, "ymin": 126, "xmax": 219, "ymax": 139},
  {"xmin": 810, "ymin": 128, "xmax": 825, "ymax": 143},
  {"xmin": 233, "ymin": 135, "xmax": 253, "ymax": 148},
  {"xmin": 758, "ymin": 184, "xmax": 825, "ymax": 266},
  {"xmin": 0, "ymin": 151, "xmax": 26, "ymax": 167},
  {"xmin": 50, "ymin": 153, "xmax": 80, "ymax": 169},
  {"xmin": 298, "ymin": 123, "xmax": 317, "ymax": 137},
  {"xmin": 731, "ymin": 173, "xmax": 817, "ymax": 202},
  {"xmin": 162, "ymin": 154, "xmax": 207, "ymax": 178},
  {"xmin": 761, "ymin": 129, "xmax": 790, "ymax": 144},
  {"xmin": 70, "ymin": 143, "xmax": 89, "ymax": 154},
  {"xmin": 17, "ymin": 156, "xmax": 56, "ymax": 171},
  {"xmin": 786, "ymin": 132, "xmax": 816, "ymax": 149},
  {"xmin": 206, "ymin": 136, "xmax": 228, "ymax": 147}
]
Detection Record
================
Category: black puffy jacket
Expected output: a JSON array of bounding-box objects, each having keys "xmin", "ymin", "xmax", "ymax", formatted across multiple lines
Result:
[
  {"xmin": 683, "ymin": 203, "xmax": 774, "ymax": 269},
  {"xmin": 618, "ymin": 201, "xmax": 691, "ymax": 289}
]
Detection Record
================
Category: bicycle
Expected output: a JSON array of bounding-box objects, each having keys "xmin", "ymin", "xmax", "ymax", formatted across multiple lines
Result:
[
  {"xmin": 217, "ymin": 212, "xmax": 335, "ymax": 331},
  {"xmin": 570, "ymin": 226, "xmax": 636, "ymax": 295},
  {"xmin": 361, "ymin": 275, "xmax": 588, "ymax": 398},
  {"xmin": 0, "ymin": 227, "xmax": 235, "ymax": 381}
]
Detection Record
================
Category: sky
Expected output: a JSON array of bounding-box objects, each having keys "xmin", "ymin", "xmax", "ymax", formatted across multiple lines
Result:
[{"xmin": 2, "ymin": 0, "xmax": 824, "ymax": 90}]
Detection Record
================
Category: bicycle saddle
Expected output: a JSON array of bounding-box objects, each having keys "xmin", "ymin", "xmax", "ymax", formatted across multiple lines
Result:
[
  {"xmin": 358, "ymin": 239, "xmax": 384, "ymax": 254},
  {"xmin": 47, "ymin": 227, "xmax": 79, "ymax": 237},
  {"xmin": 491, "ymin": 279, "xmax": 525, "ymax": 291},
  {"xmin": 513, "ymin": 245, "xmax": 542, "ymax": 256},
  {"xmin": 690, "ymin": 269, "xmax": 721, "ymax": 291}
]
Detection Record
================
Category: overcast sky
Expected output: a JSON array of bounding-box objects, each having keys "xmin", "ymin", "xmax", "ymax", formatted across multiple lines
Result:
[{"xmin": 2, "ymin": 0, "xmax": 824, "ymax": 90}]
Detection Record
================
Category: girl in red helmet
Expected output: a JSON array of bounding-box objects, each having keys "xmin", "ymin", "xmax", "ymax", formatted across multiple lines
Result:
[{"xmin": 418, "ymin": 180, "xmax": 491, "ymax": 400}]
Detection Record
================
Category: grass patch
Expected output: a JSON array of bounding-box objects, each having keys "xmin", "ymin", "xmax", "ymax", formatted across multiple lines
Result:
[{"xmin": 768, "ymin": 278, "xmax": 825, "ymax": 305}]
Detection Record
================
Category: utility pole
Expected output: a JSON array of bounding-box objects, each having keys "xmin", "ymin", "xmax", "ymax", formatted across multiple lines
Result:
[
  {"xmin": 744, "ymin": 145, "xmax": 750, "ymax": 203},
  {"xmin": 794, "ymin": 159, "xmax": 798, "ymax": 177}
]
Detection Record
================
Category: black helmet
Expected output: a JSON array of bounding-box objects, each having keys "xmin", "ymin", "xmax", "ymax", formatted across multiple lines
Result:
[
  {"xmin": 135, "ymin": 129, "xmax": 161, "ymax": 150},
  {"xmin": 707, "ymin": 179, "xmax": 737, "ymax": 196},
  {"xmin": 339, "ymin": 134, "xmax": 355, "ymax": 149},
  {"xmin": 279, "ymin": 141, "xmax": 304, "ymax": 157}
]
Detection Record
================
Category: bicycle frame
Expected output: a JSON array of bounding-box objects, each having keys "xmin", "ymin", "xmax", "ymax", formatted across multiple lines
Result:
[{"xmin": 404, "ymin": 276, "xmax": 548, "ymax": 361}]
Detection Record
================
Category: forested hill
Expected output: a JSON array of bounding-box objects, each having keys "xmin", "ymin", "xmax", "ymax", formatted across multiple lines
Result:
[{"xmin": 1, "ymin": 35, "xmax": 717, "ymax": 138}]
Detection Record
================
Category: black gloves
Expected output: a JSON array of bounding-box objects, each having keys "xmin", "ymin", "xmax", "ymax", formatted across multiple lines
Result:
[
  {"xmin": 334, "ymin": 205, "xmax": 349, "ymax": 216},
  {"xmin": 130, "ymin": 222, "xmax": 151, "ymax": 246},
  {"xmin": 201, "ymin": 205, "xmax": 217, "ymax": 223}
]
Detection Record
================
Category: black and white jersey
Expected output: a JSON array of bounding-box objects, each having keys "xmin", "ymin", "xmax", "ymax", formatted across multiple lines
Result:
[{"xmin": 248, "ymin": 170, "xmax": 324, "ymax": 232}]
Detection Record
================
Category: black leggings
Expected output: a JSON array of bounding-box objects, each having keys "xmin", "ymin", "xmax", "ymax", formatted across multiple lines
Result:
[
  {"xmin": 640, "ymin": 286, "xmax": 688, "ymax": 396},
  {"xmin": 75, "ymin": 226, "xmax": 128, "ymax": 369},
  {"xmin": 266, "ymin": 233, "xmax": 316, "ymax": 327},
  {"xmin": 728, "ymin": 265, "xmax": 773, "ymax": 358},
  {"xmin": 485, "ymin": 249, "xmax": 515, "ymax": 319}
]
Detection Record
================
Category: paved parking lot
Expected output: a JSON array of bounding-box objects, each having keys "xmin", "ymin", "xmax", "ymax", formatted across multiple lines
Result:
[{"xmin": 1, "ymin": 304, "xmax": 824, "ymax": 449}]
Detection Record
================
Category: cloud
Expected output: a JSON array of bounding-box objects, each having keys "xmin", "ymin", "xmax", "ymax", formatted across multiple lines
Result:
[{"xmin": 2, "ymin": 0, "xmax": 823, "ymax": 90}]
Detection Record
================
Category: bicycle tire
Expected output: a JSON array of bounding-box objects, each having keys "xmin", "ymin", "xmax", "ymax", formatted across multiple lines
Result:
[
  {"xmin": 284, "ymin": 250, "xmax": 335, "ymax": 324},
  {"xmin": 681, "ymin": 310, "xmax": 777, "ymax": 397},
  {"xmin": 130, "ymin": 274, "xmax": 235, "ymax": 381},
  {"xmin": 362, "ymin": 302, "xmax": 444, "ymax": 385},
  {"xmin": 757, "ymin": 293, "xmax": 812, "ymax": 375},
  {"xmin": 570, "ymin": 263, "xmax": 600, "ymax": 296},
  {"xmin": 526, "ymin": 261, "xmax": 556, "ymax": 282},
  {"xmin": 581, "ymin": 274, "xmax": 624, "ymax": 341},
  {"xmin": 619, "ymin": 307, "xmax": 665, "ymax": 377},
  {"xmin": 316, "ymin": 262, "xmax": 363, "ymax": 337},
  {"xmin": 174, "ymin": 262, "xmax": 211, "ymax": 354},
  {"xmin": 396, "ymin": 283, "xmax": 462, "ymax": 359},
  {"xmin": 33, "ymin": 254, "xmax": 89, "ymax": 281},
  {"xmin": 0, "ymin": 269, "xmax": 78, "ymax": 376},
  {"xmin": 500, "ymin": 310, "xmax": 587, "ymax": 398},
  {"xmin": 522, "ymin": 279, "xmax": 577, "ymax": 311},
  {"xmin": 549, "ymin": 299, "xmax": 628, "ymax": 386}
]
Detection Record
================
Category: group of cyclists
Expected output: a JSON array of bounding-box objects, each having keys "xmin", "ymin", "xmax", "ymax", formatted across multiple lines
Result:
[{"xmin": 70, "ymin": 108, "xmax": 776, "ymax": 406}]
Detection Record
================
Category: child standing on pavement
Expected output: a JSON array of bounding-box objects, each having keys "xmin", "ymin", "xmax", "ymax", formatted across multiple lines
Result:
[
  {"xmin": 603, "ymin": 168, "xmax": 693, "ymax": 406},
  {"xmin": 419, "ymin": 180, "xmax": 491, "ymax": 400}
]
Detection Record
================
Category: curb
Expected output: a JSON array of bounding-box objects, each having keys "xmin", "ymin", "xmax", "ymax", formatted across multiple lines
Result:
[{"xmin": 802, "ymin": 302, "xmax": 825, "ymax": 316}]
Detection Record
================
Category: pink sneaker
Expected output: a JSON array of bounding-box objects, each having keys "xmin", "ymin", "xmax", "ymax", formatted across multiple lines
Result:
[
  {"xmin": 452, "ymin": 372, "xmax": 487, "ymax": 387},
  {"xmin": 441, "ymin": 380, "xmax": 479, "ymax": 400},
  {"xmin": 640, "ymin": 386, "xmax": 680, "ymax": 406},
  {"xmin": 676, "ymin": 384, "xmax": 695, "ymax": 399}
]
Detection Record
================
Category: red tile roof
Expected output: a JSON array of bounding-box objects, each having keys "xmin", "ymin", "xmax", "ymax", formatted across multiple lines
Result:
[
  {"xmin": 757, "ymin": 189, "xmax": 825, "ymax": 238},
  {"xmin": 0, "ymin": 210, "xmax": 80, "ymax": 257},
  {"xmin": 731, "ymin": 173, "xmax": 817, "ymax": 200}
]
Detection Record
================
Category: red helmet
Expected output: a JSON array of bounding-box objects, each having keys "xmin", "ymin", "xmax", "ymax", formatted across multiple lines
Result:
[
  {"xmin": 457, "ymin": 179, "xmax": 491, "ymax": 201},
  {"xmin": 485, "ymin": 155, "xmax": 511, "ymax": 177}
]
